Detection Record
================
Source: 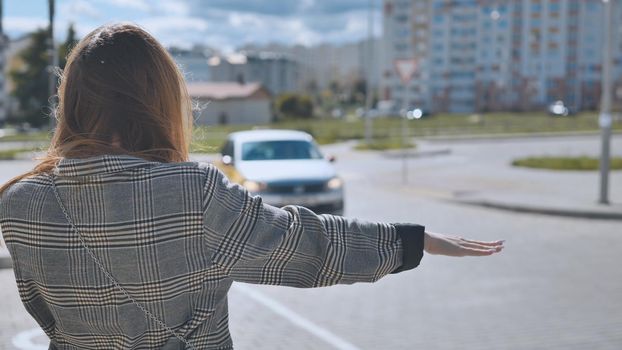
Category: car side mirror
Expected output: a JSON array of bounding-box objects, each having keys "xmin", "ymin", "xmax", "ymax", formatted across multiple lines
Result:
[
  {"xmin": 222, "ymin": 155, "xmax": 234, "ymax": 166},
  {"xmin": 327, "ymin": 155, "xmax": 336, "ymax": 163}
]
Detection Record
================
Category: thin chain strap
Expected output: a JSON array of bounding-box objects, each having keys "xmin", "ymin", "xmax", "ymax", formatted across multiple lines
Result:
[{"xmin": 48, "ymin": 174, "xmax": 196, "ymax": 350}]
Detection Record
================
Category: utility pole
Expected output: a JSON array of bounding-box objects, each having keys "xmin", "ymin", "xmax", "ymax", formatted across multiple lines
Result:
[
  {"xmin": 598, "ymin": 0, "xmax": 613, "ymax": 205},
  {"xmin": 394, "ymin": 59, "xmax": 417, "ymax": 185},
  {"xmin": 0, "ymin": 0, "xmax": 7, "ymax": 127},
  {"xmin": 48, "ymin": 0, "xmax": 57, "ymax": 130},
  {"xmin": 364, "ymin": 0, "xmax": 375, "ymax": 145}
]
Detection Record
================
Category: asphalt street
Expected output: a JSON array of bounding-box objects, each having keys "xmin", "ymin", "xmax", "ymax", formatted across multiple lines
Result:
[{"xmin": 1, "ymin": 134, "xmax": 621, "ymax": 349}]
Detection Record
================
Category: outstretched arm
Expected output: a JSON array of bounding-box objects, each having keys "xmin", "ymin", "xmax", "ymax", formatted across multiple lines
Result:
[{"xmin": 200, "ymin": 164, "xmax": 504, "ymax": 288}]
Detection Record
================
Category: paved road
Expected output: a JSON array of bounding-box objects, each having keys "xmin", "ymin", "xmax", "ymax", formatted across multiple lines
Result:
[{"xmin": 1, "ymin": 135, "xmax": 621, "ymax": 349}]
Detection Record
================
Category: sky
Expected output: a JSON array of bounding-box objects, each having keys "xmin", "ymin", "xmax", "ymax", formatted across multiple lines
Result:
[{"xmin": 3, "ymin": 0, "xmax": 383, "ymax": 52}]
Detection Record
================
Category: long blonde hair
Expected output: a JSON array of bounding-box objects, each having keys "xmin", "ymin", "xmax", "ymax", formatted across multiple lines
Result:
[{"xmin": 1, "ymin": 23, "xmax": 193, "ymax": 194}]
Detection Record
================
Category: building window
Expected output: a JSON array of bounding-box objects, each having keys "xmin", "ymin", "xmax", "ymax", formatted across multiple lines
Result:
[
  {"xmin": 395, "ymin": 43, "xmax": 408, "ymax": 51},
  {"xmin": 395, "ymin": 14, "xmax": 408, "ymax": 22},
  {"xmin": 396, "ymin": 28, "xmax": 410, "ymax": 37},
  {"xmin": 549, "ymin": 3, "xmax": 561, "ymax": 12}
]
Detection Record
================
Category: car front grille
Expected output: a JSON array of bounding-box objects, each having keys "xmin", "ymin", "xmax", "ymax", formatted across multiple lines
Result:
[{"xmin": 265, "ymin": 181, "xmax": 327, "ymax": 194}]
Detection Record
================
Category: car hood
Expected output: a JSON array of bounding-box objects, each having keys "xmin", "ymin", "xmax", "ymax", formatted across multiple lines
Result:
[{"xmin": 237, "ymin": 159, "xmax": 337, "ymax": 183}]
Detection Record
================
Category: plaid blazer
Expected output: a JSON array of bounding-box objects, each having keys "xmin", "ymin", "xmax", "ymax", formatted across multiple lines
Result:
[{"xmin": 0, "ymin": 155, "xmax": 424, "ymax": 349}]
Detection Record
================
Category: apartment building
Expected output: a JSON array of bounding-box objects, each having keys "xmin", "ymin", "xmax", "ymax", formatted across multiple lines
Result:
[
  {"xmin": 208, "ymin": 52, "xmax": 300, "ymax": 95},
  {"xmin": 169, "ymin": 45, "xmax": 217, "ymax": 82},
  {"xmin": 381, "ymin": 0, "xmax": 622, "ymax": 113}
]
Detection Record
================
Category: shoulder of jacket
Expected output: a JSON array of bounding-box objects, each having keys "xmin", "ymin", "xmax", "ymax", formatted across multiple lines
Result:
[{"xmin": 157, "ymin": 161, "xmax": 223, "ymax": 183}]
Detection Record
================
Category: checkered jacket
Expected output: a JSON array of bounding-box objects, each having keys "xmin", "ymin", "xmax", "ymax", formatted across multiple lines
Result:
[{"xmin": 0, "ymin": 155, "xmax": 424, "ymax": 349}]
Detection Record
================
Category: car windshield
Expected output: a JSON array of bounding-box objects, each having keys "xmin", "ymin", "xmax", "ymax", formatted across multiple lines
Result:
[{"xmin": 241, "ymin": 140, "xmax": 324, "ymax": 161}]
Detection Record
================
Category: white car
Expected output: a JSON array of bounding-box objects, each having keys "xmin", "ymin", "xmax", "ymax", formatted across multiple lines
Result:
[{"xmin": 214, "ymin": 130, "xmax": 344, "ymax": 215}]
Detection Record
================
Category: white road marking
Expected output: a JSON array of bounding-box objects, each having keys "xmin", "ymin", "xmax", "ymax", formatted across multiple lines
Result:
[
  {"xmin": 12, "ymin": 328, "xmax": 47, "ymax": 350},
  {"xmin": 233, "ymin": 283, "xmax": 361, "ymax": 350}
]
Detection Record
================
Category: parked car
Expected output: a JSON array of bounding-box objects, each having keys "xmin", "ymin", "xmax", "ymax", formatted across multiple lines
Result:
[{"xmin": 214, "ymin": 130, "xmax": 344, "ymax": 215}]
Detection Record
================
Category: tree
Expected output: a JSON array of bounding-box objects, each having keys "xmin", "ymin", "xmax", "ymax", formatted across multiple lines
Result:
[
  {"xmin": 274, "ymin": 93, "xmax": 314, "ymax": 120},
  {"xmin": 350, "ymin": 78, "xmax": 367, "ymax": 104},
  {"xmin": 328, "ymin": 80, "xmax": 341, "ymax": 95},
  {"xmin": 9, "ymin": 24, "xmax": 78, "ymax": 127},
  {"xmin": 9, "ymin": 29, "xmax": 49, "ymax": 127},
  {"xmin": 58, "ymin": 24, "xmax": 78, "ymax": 70}
]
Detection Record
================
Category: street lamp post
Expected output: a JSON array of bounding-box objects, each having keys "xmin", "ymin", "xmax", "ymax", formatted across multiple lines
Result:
[
  {"xmin": 394, "ymin": 58, "xmax": 417, "ymax": 185},
  {"xmin": 364, "ymin": 0, "xmax": 375, "ymax": 145},
  {"xmin": 47, "ymin": 0, "xmax": 57, "ymax": 130},
  {"xmin": 0, "ymin": 0, "xmax": 6, "ymax": 126},
  {"xmin": 598, "ymin": 0, "xmax": 613, "ymax": 205}
]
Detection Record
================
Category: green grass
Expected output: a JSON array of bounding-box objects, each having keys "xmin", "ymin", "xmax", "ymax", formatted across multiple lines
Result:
[
  {"xmin": 354, "ymin": 138, "xmax": 416, "ymax": 151},
  {"xmin": 5, "ymin": 112, "xmax": 620, "ymax": 152},
  {"xmin": 0, "ymin": 131, "xmax": 52, "ymax": 142},
  {"xmin": 512, "ymin": 156, "xmax": 622, "ymax": 171},
  {"xmin": 0, "ymin": 148, "xmax": 40, "ymax": 160},
  {"xmin": 191, "ymin": 112, "xmax": 619, "ymax": 151}
]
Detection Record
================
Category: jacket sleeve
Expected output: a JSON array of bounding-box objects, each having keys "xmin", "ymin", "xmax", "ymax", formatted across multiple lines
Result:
[{"xmin": 200, "ymin": 164, "xmax": 425, "ymax": 287}]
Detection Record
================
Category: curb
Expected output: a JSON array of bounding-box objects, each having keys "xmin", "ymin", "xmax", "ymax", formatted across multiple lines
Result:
[
  {"xmin": 420, "ymin": 130, "xmax": 609, "ymax": 142},
  {"xmin": 453, "ymin": 198, "xmax": 622, "ymax": 221},
  {"xmin": 381, "ymin": 148, "xmax": 452, "ymax": 159}
]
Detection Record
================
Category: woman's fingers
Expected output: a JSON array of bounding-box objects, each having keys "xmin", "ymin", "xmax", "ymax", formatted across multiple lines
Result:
[
  {"xmin": 460, "ymin": 241, "xmax": 504, "ymax": 251},
  {"xmin": 461, "ymin": 246, "xmax": 499, "ymax": 256},
  {"xmin": 458, "ymin": 238, "xmax": 504, "ymax": 256},
  {"xmin": 461, "ymin": 238, "xmax": 504, "ymax": 247}
]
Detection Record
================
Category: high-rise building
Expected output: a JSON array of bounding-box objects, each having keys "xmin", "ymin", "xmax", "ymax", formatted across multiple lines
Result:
[
  {"xmin": 208, "ymin": 51, "xmax": 300, "ymax": 95},
  {"xmin": 380, "ymin": 0, "xmax": 622, "ymax": 113},
  {"xmin": 240, "ymin": 39, "xmax": 382, "ymax": 92},
  {"xmin": 169, "ymin": 45, "xmax": 217, "ymax": 82},
  {"xmin": 381, "ymin": 0, "xmax": 433, "ymax": 111}
]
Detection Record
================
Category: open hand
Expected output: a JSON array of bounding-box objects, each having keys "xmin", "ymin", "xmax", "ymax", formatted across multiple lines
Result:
[{"xmin": 424, "ymin": 231, "xmax": 504, "ymax": 257}]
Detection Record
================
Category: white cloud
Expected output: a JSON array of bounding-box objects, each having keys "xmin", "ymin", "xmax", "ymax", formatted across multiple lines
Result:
[
  {"xmin": 62, "ymin": 0, "xmax": 102, "ymax": 20},
  {"xmin": 228, "ymin": 12, "xmax": 265, "ymax": 29},
  {"xmin": 139, "ymin": 16, "xmax": 209, "ymax": 33},
  {"xmin": 156, "ymin": 1, "xmax": 190, "ymax": 16},
  {"xmin": 136, "ymin": 16, "xmax": 209, "ymax": 48},
  {"xmin": 4, "ymin": 0, "xmax": 381, "ymax": 49},
  {"xmin": 299, "ymin": 0, "xmax": 315, "ymax": 12},
  {"xmin": 4, "ymin": 17, "xmax": 48, "ymax": 34},
  {"xmin": 223, "ymin": 11, "xmax": 323, "ymax": 46},
  {"xmin": 104, "ymin": 0, "xmax": 150, "ymax": 12}
]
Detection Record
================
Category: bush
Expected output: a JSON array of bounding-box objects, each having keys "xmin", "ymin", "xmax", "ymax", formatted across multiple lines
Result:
[
  {"xmin": 0, "ymin": 148, "xmax": 38, "ymax": 160},
  {"xmin": 354, "ymin": 138, "xmax": 416, "ymax": 151},
  {"xmin": 512, "ymin": 156, "xmax": 622, "ymax": 171},
  {"xmin": 274, "ymin": 93, "xmax": 314, "ymax": 120}
]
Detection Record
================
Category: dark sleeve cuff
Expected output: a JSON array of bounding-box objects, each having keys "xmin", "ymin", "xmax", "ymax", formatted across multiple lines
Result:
[{"xmin": 391, "ymin": 223, "xmax": 425, "ymax": 274}]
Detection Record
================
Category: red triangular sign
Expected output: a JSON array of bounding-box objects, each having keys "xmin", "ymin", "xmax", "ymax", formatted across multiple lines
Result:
[{"xmin": 394, "ymin": 59, "xmax": 418, "ymax": 85}]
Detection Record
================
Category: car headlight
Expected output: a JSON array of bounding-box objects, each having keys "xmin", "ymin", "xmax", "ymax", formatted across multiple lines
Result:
[
  {"xmin": 243, "ymin": 180, "xmax": 267, "ymax": 192},
  {"xmin": 327, "ymin": 177, "xmax": 343, "ymax": 190}
]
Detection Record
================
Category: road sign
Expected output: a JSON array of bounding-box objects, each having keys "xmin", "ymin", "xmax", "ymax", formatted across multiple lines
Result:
[
  {"xmin": 599, "ymin": 113, "xmax": 612, "ymax": 128},
  {"xmin": 394, "ymin": 59, "xmax": 418, "ymax": 85},
  {"xmin": 393, "ymin": 58, "xmax": 418, "ymax": 185}
]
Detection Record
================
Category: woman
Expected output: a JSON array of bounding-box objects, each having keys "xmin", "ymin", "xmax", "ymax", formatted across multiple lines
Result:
[{"xmin": 0, "ymin": 23, "xmax": 503, "ymax": 349}]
